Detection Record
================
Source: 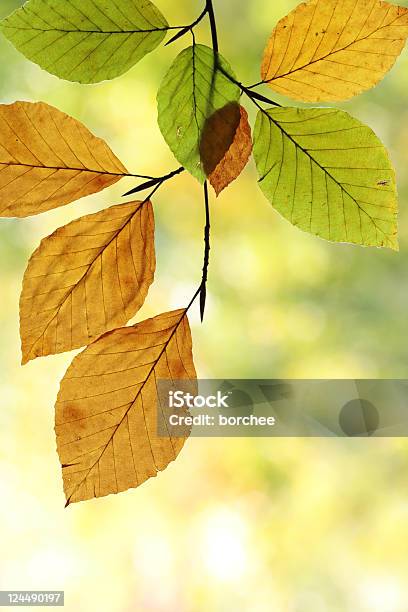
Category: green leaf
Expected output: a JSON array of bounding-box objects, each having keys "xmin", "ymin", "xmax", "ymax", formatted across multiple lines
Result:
[
  {"xmin": 0, "ymin": 0, "xmax": 168, "ymax": 84},
  {"xmin": 157, "ymin": 44, "xmax": 241, "ymax": 183},
  {"xmin": 253, "ymin": 107, "xmax": 398, "ymax": 250}
]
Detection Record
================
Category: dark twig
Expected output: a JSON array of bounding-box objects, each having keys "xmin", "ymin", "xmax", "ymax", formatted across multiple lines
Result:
[
  {"xmin": 122, "ymin": 166, "xmax": 184, "ymax": 197},
  {"xmin": 167, "ymin": 0, "xmax": 219, "ymax": 50},
  {"xmin": 248, "ymin": 89, "xmax": 281, "ymax": 107},
  {"xmin": 206, "ymin": 0, "xmax": 219, "ymax": 53},
  {"xmin": 218, "ymin": 66, "xmax": 281, "ymax": 108},
  {"xmin": 127, "ymin": 2, "xmax": 277, "ymax": 328},
  {"xmin": 200, "ymin": 181, "xmax": 211, "ymax": 322}
]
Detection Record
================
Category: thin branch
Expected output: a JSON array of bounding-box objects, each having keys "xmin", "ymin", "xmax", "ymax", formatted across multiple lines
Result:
[
  {"xmin": 167, "ymin": 0, "xmax": 219, "ymax": 50},
  {"xmin": 206, "ymin": 0, "xmax": 219, "ymax": 53},
  {"xmin": 200, "ymin": 181, "xmax": 211, "ymax": 322},
  {"xmin": 128, "ymin": 0, "xmax": 275, "ymax": 329}
]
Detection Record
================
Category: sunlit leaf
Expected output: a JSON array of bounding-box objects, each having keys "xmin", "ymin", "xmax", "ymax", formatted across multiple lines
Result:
[
  {"xmin": 0, "ymin": 101, "xmax": 129, "ymax": 217},
  {"xmin": 157, "ymin": 44, "xmax": 240, "ymax": 182},
  {"xmin": 55, "ymin": 309, "xmax": 196, "ymax": 505},
  {"xmin": 1, "ymin": 0, "xmax": 168, "ymax": 83},
  {"xmin": 20, "ymin": 200, "xmax": 155, "ymax": 364},
  {"xmin": 261, "ymin": 0, "xmax": 408, "ymax": 102},
  {"xmin": 253, "ymin": 107, "xmax": 397, "ymax": 249}
]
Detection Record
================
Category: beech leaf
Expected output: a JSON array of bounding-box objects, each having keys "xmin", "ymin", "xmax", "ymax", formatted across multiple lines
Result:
[
  {"xmin": 205, "ymin": 104, "xmax": 253, "ymax": 196},
  {"xmin": 55, "ymin": 309, "xmax": 196, "ymax": 505},
  {"xmin": 1, "ymin": 0, "xmax": 168, "ymax": 84},
  {"xmin": 261, "ymin": 0, "xmax": 408, "ymax": 102},
  {"xmin": 0, "ymin": 101, "xmax": 129, "ymax": 218},
  {"xmin": 157, "ymin": 44, "xmax": 241, "ymax": 182},
  {"xmin": 253, "ymin": 107, "xmax": 398, "ymax": 249},
  {"xmin": 20, "ymin": 200, "xmax": 155, "ymax": 364}
]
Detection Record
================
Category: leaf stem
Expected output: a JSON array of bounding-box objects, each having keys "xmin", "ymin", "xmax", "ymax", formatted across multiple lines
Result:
[
  {"xmin": 219, "ymin": 67, "xmax": 281, "ymax": 108},
  {"xmin": 165, "ymin": 6, "xmax": 208, "ymax": 46},
  {"xmin": 246, "ymin": 80, "xmax": 267, "ymax": 90},
  {"xmin": 122, "ymin": 166, "xmax": 184, "ymax": 197}
]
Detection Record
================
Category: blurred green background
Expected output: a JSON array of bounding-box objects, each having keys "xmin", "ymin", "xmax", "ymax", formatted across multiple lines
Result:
[{"xmin": 1, "ymin": 1, "xmax": 408, "ymax": 610}]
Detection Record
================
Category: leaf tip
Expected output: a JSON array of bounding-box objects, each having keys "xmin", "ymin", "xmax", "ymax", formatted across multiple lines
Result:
[{"xmin": 208, "ymin": 178, "xmax": 223, "ymax": 197}]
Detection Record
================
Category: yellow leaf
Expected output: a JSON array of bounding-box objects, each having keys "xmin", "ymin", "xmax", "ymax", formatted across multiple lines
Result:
[
  {"xmin": 261, "ymin": 0, "xmax": 408, "ymax": 102},
  {"xmin": 0, "ymin": 101, "xmax": 128, "ymax": 217},
  {"xmin": 207, "ymin": 105, "xmax": 253, "ymax": 196},
  {"xmin": 20, "ymin": 200, "xmax": 155, "ymax": 364},
  {"xmin": 55, "ymin": 310, "xmax": 196, "ymax": 505}
]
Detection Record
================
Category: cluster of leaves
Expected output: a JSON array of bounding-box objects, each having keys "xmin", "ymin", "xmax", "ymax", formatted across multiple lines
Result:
[{"xmin": 0, "ymin": 0, "xmax": 407, "ymax": 505}]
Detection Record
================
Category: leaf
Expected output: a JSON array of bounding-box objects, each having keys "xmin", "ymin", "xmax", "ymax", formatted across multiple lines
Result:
[
  {"xmin": 55, "ymin": 309, "xmax": 196, "ymax": 505},
  {"xmin": 1, "ymin": 0, "xmax": 168, "ymax": 84},
  {"xmin": 206, "ymin": 104, "xmax": 253, "ymax": 196},
  {"xmin": 157, "ymin": 44, "xmax": 241, "ymax": 182},
  {"xmin": 200, "ymin": 102, "xmax": 242, "ymax": 178},
  {"xmin": 0, "ymin": 101, "xmax": 129, "ymax": 218},
  {"xmin": 261, "ymin": 0, "xmax": 408, "ymax": 102},
  {"xmin": 20, "ymin": 200, "xmax": 155, "ymax": 365},
  {"xmin": 253, "ymin": 107, "xmax": 398, "ymax": 249}
]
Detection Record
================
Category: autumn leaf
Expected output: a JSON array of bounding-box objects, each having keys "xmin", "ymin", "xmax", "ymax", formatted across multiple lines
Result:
[
  {"xmin": 1, "ymin": 0, "xmax": 168, "ymax": 84},
  {"xmin": 261, "ymin": 0, "xmax": 408, "ymax": 102},
  {"xmin": 0, "ymin": 101, "xmax": 129, "ymax": 218},
  {"xmin": 55, "ymin": 310, "xmax": 196, "ymax": 505},
  {"xmin": 157, "ymin": 44, "xmax": 240, "ymax": 182},
  {"xmin": 20, "ymin": 200, "xmax": 155, "ymax": 364},
  {"xmin": 253, "ymin": 107, "xmax": 398, "ymax": 249},
  {"xmin": 204, "ymin": 104, "xmax": 253, "ymax": 196},
  {"xmin": 200, "ymin": 103, "xmax": 242, "ymax": 177}
]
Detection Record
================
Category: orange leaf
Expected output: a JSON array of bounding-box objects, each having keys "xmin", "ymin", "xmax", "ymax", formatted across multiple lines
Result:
[
  {"xmin": 0, "ymin": 101, "xmax": 128, "ymax": 217},
  {"xmin": 20, "ymin": 200, "xmax": 155, "ymax": 364},
  {"xmin": 55, "ymin": 310, "xmax": 196, "ymax": 505},
  {"xmin": 208, "ymin": 105, "xmax": 252, "ymax": 195}
]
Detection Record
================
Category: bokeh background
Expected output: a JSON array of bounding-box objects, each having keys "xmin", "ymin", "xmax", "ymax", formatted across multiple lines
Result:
[{"xmin": 1, "ymin": 0, "xmax": 408, "ymax": 610}]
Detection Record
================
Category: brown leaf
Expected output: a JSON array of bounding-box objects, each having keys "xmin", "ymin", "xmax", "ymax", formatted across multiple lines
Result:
[
  {"xmin": 200, "ymin": 102, "xmax": 242, "ymax": 178},
  {"xmin": 20, "ymin": 200, "xmax": 155, "ymax": 364},
  {"xmin": 0, "ymin": 101, "xmax": 128, "ymax": 217},
  {"xmin": 261, "ymin": 0, "xmax": 408, "ymax": 102},
  {"xmin": 55, "ymin": 310, "xmax": 196, "ymax": 505},
  {"xmin": 208, "ymin": 105, "xmax": 252, "ymax": 195}
]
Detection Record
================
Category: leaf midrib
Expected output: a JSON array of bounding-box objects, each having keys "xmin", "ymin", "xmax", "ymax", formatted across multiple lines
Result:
[
  {"xmin": 2, "ymin": 25, "xmax": 169, "ymax": 34},
  {"xmin": 2, "ymin": 160, "xmax": 131, "ymax": 176}
]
